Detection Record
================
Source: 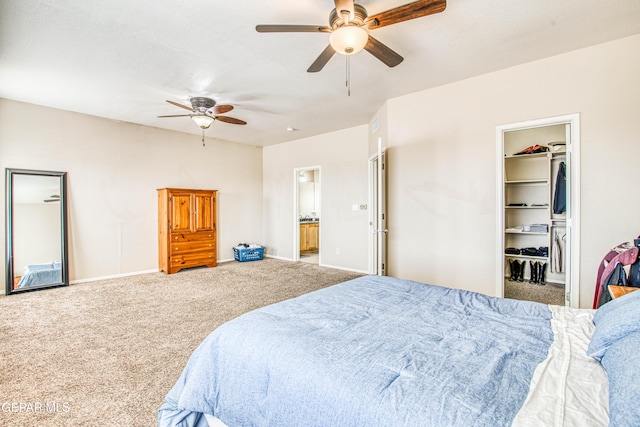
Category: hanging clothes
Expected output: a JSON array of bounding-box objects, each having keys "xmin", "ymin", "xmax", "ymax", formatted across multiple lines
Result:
[
  {"xmin": 553, "ymin": 162, "xmax": 566, "ymax": 214},
  {"xmin": 551, "ymin": 231, "xmax": 564, "ymax": 273}
]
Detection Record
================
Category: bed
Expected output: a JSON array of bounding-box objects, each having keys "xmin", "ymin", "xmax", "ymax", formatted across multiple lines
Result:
[
  {"xmin": 16, "ymin": 262, "xmax": 62, "ymax": 288},
  {"xmin": 158, "ymin": 275, "xmax": 640, "ymax": 426}
]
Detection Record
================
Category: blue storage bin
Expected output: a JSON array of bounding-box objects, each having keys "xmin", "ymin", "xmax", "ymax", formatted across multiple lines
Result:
[{"xmin": 233, "ymin": 246, "xmax": 264, "ymax": 262}]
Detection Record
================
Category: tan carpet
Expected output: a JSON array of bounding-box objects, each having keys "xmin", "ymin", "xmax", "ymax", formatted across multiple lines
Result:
[
  {"xmin": 0, "ymin": 259, "xmax": 363, "ymax": 427},
  {"xmin": 504, "ymin": 279, "xmax": 565, "ymax": 306}
]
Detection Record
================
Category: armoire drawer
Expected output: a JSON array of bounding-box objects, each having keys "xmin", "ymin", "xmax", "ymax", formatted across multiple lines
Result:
[
  {"xmin": 170, "ymin": 239, "xmax": 216, "ymax": 255},
  {"xmin": 170, "ymin": 252, "xmax": 217, "ymax": 269},
  {"xmin": 170, "ymin": 232, "xmax": 215, "ymax": 243}
]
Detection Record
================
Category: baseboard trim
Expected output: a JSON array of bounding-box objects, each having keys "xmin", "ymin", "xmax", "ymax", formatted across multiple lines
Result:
[
  {"xmin": 317, "ymin": 263, "xmax": 368, "ymax": 274},
  {"xmin": 71, "ymin": 269, "xmax": 158, "ymax": 285},
  {"xmin": 265, "ymin": 254, "xmax": 295, "ymax": 262}
]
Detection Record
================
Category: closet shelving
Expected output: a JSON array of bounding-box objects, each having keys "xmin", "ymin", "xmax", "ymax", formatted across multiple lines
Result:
[{"xmin": 503, "ymin": 149, "xmax": 565, "ymax": 283}]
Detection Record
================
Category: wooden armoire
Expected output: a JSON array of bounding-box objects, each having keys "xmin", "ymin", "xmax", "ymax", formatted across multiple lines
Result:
[{"xmin": 158, "ymin": 188, "xmax": 217, "ymax": 274}]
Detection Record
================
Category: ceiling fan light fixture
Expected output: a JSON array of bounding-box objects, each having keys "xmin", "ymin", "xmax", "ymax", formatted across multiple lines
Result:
[
  {"xmin": 330, "ymin": 25, "xmax": 368, "ymax": 55},
  {"xmin": 191, "ymin": 115, "xmax": 215, "ymax": 129}
]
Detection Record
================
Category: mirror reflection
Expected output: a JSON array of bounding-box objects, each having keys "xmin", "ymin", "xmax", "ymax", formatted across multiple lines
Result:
[{"xmin": 6, "ymin": 169, "xmax": 68, "ymax": 294}]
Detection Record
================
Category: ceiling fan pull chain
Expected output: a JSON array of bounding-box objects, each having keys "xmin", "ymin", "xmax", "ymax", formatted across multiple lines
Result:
[
  {"xmin": 202, "ymin": 128, "xmax": 205, "ymax": 147},
  {"xmin": 346, "ymin": 54, "xmax": 351, "ymax": 96}
]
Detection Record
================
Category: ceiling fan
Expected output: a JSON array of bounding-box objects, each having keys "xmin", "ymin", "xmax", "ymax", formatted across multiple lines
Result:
[
  {"xmin": 256, "ymin": 0, "xmax": 446, "ymax": 73},
  {"xmin": 157, "ymin": 97, "xmax": 247, "ymax": 129}
]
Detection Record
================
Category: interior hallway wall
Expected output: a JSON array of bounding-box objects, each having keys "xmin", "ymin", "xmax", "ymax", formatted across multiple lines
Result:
[{"xmin": 262, "ymin": 125, "xmax": 369, "ymax": 272}]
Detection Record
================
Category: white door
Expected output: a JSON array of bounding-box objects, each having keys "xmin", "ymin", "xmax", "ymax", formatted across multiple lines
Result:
[
  {"xmin": 561, "ymin": 124, "xmax": 574, "ymax": 306},
  {"xmin": 369, "ymin": 143, "xmax": 387, "ymax": 275}
]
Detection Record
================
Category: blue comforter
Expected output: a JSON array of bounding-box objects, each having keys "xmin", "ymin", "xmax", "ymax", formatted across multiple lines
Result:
[
  {"xmin": 17, "ymin": 262, "xmax": 62, "ymax": 288},
  {"xmin": 159, "ymin": 275, "xmax": 554, "ymax": 427}
]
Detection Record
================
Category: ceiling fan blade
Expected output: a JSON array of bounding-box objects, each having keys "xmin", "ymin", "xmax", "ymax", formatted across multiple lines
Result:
[
  {"xmin": 213, "ymin": 104, "xmax": 234, "ymax": 114},
  {"xmin": 157, "ymin": 114, "xmax": 192, "ymax": 118},
  {"xmin": 334, "ymin": 0, "xmax": 355, "ymax": 22},
  {"xmin": 165, "ymin": 100, "xmax": 194, "ymax": 112},
  {"xmin": 256, "ymin": 24, "xmax": 332, "ymax": 33},
  {"xmin": 215, "ymin": 115, "xmax": 247, "ymax": 125},
  {"xmin": 366, "ymin": 0, "xmax": 446, "ymax": 29},
  {"xmin": 364, "ymin": 36, "xmax": 404, "ymax": 67},
  {"xmin": 307, "ymin": 45, "xmax": 336, "ymax": 73}
]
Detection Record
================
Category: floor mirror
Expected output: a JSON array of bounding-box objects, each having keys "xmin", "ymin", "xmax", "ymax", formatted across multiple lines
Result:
[{"xmin": 5, "ymin": 168, "xmax": 69, "ymax": 294}]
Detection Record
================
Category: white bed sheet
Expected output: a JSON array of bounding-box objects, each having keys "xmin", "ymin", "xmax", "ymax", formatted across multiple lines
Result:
[
  {"xmin": 204, "ymin": 305, "xmax": 608, "ymax": 427},
  {"xmin": 205, "ymin": 414, "xmax": 227, "ymax": 427},
  {"xmin": 513, "ymin": 305, "xmax": 608, "ymax": 426}
]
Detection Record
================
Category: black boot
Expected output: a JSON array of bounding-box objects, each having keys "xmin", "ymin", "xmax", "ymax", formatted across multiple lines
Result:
[
  {"xmin": 509, "ymin": 259, "xmax": 517, "ymax": 281},
  {"xmin": 517, "ymin": 260, "xmax": 524, "ymax": 282},
  {"xmin": 529, "ymin": 261, "xmax": 538, "ymax": 284},
  {"xmin": 538, "ymin": 262, "xmax": 547, "ymax": 285}
]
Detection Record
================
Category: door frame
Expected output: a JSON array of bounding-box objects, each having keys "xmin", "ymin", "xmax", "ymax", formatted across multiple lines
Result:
[
  {"xmin": 293, "ymin": 166, "xmax": 321, "ymax": 262},
  {"xmin": 495, "ymin": 113, "xmax": 581, "ymax": 307}
]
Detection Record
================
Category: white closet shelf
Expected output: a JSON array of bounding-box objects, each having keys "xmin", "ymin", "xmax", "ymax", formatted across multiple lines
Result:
[
  {"xmin": 504, "ymin": 152, "xmax": 550, "ymax": 160},
  {"xmin": 505, "ymin": 179, "xmax": 549, "ymax": 184},
  {"xmin": 505, "ymin": 230, "xmax": 549, "ymax": 235},
  {"xmin": 504, "ymin": 254, "xmax": 549, "ymax": 261},
  {"xmin": 505, "ymin": 206, "xmax": 549, "ymax": 209}
]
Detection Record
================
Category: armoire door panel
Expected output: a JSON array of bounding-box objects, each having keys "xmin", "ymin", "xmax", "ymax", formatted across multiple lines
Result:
[
  {"xmin": 194, "ymin": 194, "xmax": 215, "ymax": 232},
  {"xmin": 170, "ymin": 194, "xmax": 193, "ymax": 232}
]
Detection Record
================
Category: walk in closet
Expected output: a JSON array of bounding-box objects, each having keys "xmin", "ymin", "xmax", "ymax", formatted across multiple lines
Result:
[{"xmin": 496, "ymin": 115, "xmax": 580, "ymax": 307}]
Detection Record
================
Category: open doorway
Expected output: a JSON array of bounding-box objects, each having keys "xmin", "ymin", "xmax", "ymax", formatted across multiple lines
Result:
[
  {"xmin": 295, "ymin": 167, "xmax": 320, "ymax": 264},
  {"xmin": 496, "ymin": 114, "xmax": 580, "ymax": 307}
]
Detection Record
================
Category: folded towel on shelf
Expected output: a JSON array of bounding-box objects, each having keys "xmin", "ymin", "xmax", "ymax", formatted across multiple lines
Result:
[{"xmin": 529, "ymin": 224, "xmax": 549, "ymax": 233}]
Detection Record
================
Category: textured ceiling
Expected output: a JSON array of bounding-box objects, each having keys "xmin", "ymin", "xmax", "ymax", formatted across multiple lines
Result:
[{"xmin": 1, "ymin": 0, "xmax": 639, "ymax": 146}]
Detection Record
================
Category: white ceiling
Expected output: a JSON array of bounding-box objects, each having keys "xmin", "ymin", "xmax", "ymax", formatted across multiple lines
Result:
[{"xmin": 1, "ymin": 0, "xmax": 639, "ymax": 147}]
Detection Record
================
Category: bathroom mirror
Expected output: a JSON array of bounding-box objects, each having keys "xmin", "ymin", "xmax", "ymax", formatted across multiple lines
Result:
[{"xmin": 5, "ymin": 168, "xmax": 69, "ymax": 294}]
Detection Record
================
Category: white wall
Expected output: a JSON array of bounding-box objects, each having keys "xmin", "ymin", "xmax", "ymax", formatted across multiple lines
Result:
[
  {"xmin": 385, "ymin": 34, "xmax": 640, "ymax": 307},
  {"xmin": 0, "ymin": 99, "xmax": 263, "ymax": 287},
  {"xmin": 262, "ymin": 126, "xmax": 369, "ymax": 272},
  {"xmin": 13, "ymin": 203, "xmax": 61, "ymax": 272}
]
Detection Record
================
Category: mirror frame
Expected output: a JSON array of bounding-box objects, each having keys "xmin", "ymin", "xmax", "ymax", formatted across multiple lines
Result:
[{"xmin": 5, "ymin": 168, "xmax": 69, "ymax": 294}]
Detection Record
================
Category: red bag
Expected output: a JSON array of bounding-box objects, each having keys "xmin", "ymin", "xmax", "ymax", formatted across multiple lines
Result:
[{"xmin": 514, "ymin": 145, "xmax": 549, "ymax": 155}]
